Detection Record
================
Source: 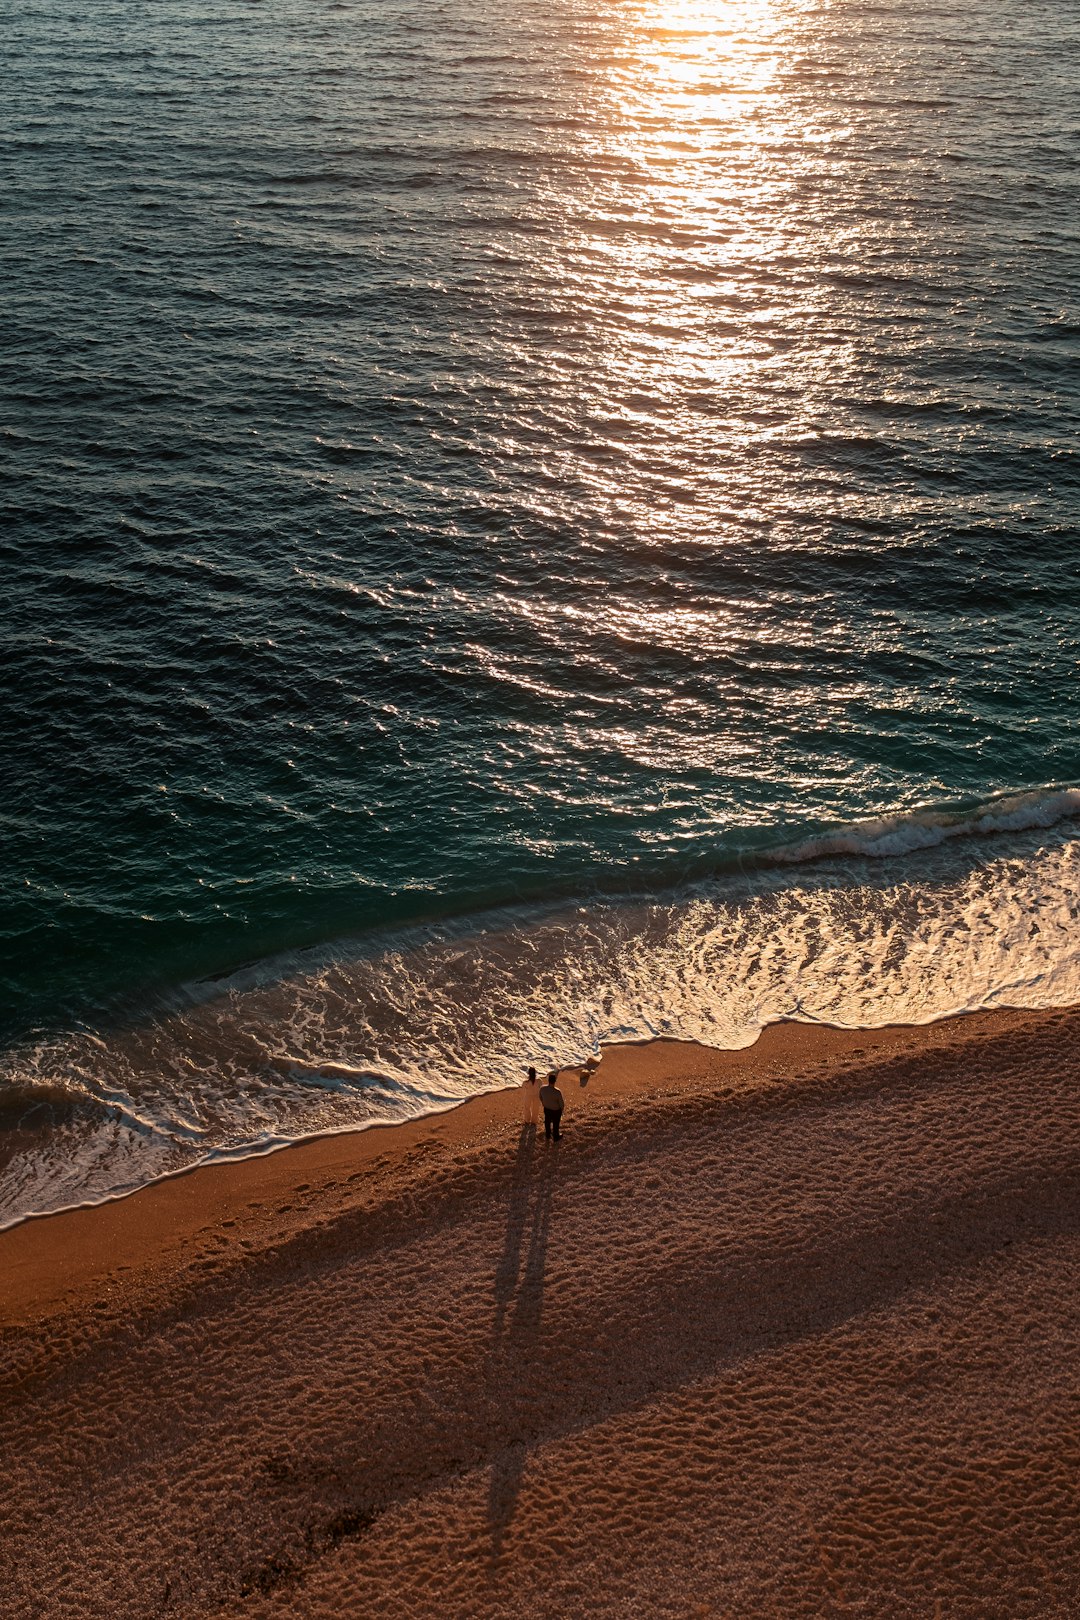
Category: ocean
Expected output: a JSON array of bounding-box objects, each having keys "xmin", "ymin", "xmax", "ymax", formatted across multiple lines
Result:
[{"xmin": 1, "ymin": 0, "xmax": 1078, "ymax": 1228}]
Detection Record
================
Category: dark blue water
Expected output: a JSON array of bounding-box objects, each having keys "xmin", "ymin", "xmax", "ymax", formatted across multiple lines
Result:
[{"xmin": 2, "ymin": 0, "xmax": 1079, "ymax": 1223}]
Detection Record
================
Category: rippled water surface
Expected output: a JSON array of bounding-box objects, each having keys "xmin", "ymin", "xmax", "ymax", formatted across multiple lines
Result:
[{"xmin": 1, "ymin": 0, "xmax": 1078, "ymax": 1222}]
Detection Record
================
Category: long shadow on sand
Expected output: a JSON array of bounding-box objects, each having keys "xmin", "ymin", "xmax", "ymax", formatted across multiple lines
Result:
[{"xmin": 488, "ymin": 1126, "xmax": 558, "ymax": 1563}]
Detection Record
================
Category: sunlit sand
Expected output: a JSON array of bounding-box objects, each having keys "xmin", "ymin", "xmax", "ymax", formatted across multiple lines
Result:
[{"xmin": 3, "ymin": 1006, "xmax": 1078, "ymax": 1616}]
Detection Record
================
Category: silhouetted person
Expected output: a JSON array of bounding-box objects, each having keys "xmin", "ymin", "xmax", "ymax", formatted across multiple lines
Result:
[
  {"xmin": 539, "ymin": 1072, "xmax": 564, "ymax": 1141},
  {"xmin": 520, "ymin": 1065, "xmax": 540, "ymax": 1124}
]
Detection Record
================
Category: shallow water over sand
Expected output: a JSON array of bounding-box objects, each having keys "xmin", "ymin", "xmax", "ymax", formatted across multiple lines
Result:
[{"xmin": 4, "ymin": 811, "xmax": 1080, "ymax": 1228}]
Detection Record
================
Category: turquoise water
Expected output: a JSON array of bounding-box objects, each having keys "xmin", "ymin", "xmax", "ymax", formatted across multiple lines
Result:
[{"xmin": 2, "ymin": 0, "xmax": 1079, "ymax": 1223}]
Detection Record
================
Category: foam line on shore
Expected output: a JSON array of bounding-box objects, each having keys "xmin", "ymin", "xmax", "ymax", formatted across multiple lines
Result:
[{"xmin": 3, "ymin": 809, "xmax": 1080, "ymax": 1232}]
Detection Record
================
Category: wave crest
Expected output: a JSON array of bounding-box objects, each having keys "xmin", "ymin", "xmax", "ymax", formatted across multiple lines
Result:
[{"xmin": 773, "ymin": 787, "xmax": 1080, "ymax": 865}]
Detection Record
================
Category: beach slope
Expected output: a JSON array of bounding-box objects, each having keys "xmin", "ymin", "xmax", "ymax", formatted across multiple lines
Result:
[{"xmin": 2, "ymin": 1008, "xmax": 1079, "ymax": 1618}]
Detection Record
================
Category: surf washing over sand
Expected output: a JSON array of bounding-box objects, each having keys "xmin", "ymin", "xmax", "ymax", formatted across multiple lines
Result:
[{"xmin": 2, "ymin": 789, "xmax": 1079, "ymax": 1232}]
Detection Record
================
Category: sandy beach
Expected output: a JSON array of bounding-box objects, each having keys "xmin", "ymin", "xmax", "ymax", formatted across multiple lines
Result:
[{"xmin": 3, "ymin": 1005, "xmax": 1079, "ymax": 1618}]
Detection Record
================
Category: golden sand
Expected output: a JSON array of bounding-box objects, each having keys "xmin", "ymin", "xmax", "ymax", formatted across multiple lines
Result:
[{"xmin": 2, "ymin": 1008, "xmax": 1079, "ymax": 1617}]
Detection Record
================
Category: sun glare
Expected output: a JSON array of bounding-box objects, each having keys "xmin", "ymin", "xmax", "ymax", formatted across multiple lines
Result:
[
  {"xmin": 536, "ymin": 0, "xmax": 857, "ymax": 547},
  {"xmin": 625, "ymin": 0, "xmax": 786, "ymax": 127},
  {"xmin": 635, "ymin": 0, "xmax": 782, "ymax": 99},
  {"xmin": 563, "ymin": 0, "xmax": 800, "ymax": 426}
]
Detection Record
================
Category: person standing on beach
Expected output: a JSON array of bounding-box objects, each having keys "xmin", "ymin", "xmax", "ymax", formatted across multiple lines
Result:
[
  {"xmin": 520, "ymin": 1066, "xmax": 540, "ymax": 1124},
  {"xmin": 539, "ymin": 1071, "xmax": 564, "ymax": 1141}
]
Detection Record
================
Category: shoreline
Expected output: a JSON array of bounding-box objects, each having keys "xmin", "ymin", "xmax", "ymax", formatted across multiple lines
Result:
[
  {"xmin": 4, "ymin": 1001, "xmax": 1080, "ymax": 1616},
  {"xmin": 0, "ymin": 1010, "xmax": 1012, "ymax": 1328},
  {"xmin": 0, "ymin": 1003, "xmax": 1062, "ymax": 1329}
]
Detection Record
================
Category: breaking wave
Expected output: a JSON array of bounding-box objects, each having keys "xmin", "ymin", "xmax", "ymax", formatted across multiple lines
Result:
[
  {"xmin": 770, "ymin": 786, "xmax": 1080, "ymax": 865},
  {"xmin": 2, "ymin": 793, "xmax": 1079, "ymax": 1230}
]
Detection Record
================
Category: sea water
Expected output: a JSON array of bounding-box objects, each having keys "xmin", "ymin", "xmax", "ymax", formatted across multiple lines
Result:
[{"xmin": 1, "ymin": 0, "xmax": 1078, "ymax": 1226}]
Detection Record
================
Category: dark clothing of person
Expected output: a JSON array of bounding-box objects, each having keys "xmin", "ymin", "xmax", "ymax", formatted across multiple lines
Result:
[{"xmin": 539, "ymin": 1079, "xmax": 563, "ymax": 1140}]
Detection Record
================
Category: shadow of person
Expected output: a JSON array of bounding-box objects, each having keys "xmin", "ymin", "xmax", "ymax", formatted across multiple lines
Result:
[
  {"xmin": 511, "ymin": 1155, "xmax": 555, "ymax": 1337},
  {"xmin": 493, "ymin": 1123, "xmax": 536, "ymax": 1338},
  {"xmin": 487, "ymin": 1150, "xmax": 557, "ymax": 1567}
]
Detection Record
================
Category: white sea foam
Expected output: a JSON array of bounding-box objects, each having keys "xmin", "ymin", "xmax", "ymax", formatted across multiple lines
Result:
[
  {"xmin": 771, "ymin": 787, "xmax": 1080, "ymax": 865},
  {"xmin": 2, "ymin": 803, "xmax": 1079, "ymax": 1230}
]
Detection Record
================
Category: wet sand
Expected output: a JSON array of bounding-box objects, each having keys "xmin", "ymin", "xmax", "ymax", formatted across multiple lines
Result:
[{"xmin": 2, "ymin": 1007, "xmax": 1079, "ymax": 1617}]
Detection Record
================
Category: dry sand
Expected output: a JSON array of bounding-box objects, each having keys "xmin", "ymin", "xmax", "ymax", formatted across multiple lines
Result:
[{"xmin": 2, "ymin": 1007, "xmax": 1079, "ymax": 1618}]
